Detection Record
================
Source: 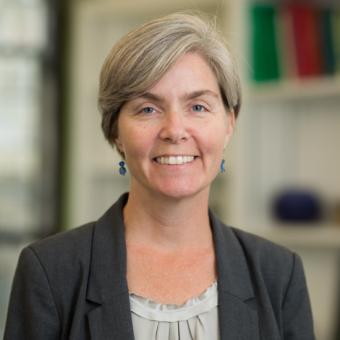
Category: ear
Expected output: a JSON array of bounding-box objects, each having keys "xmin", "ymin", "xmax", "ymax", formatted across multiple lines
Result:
[
  {"xmin": 224, "ymin": 110, "xmax": 235, "ymax": 148},
  {"xmin": 115, "ymin": 137, "xmax": 124, "ymax": 154}
]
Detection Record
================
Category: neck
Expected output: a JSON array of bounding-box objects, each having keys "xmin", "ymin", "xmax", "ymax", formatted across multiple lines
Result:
[{"xmin": 123, "ymin": 185, "xmax": 213, "ymax": 250}]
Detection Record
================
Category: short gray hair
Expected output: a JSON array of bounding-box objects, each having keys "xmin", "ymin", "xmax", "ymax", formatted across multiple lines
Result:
[{"xmin": 98, "ymin": 12, "xmax": 241, "ymax": 148}]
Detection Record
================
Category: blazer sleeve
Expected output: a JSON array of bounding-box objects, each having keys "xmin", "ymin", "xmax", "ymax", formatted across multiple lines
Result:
[
  {"xmin": 4, "ymin": 246, "xmax": 61, "ymax": 340},
  {"xmin": 282, "ymin": 253, "xmax": 315, "ymax": 340}
]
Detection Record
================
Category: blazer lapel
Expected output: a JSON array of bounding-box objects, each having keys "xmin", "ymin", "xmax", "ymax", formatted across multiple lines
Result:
[
  {"xmin": 218, "ymin": 292, "xmax": 259, "ymax": 340},
  {"xmin": 210, "ymin": 212, "xmax": 259, "ymax": 340},
  {"xmin": 86, "ymin": 194, "xmax": 134, "ymax": 340},
  {"xmin": 87, "ymin": 294, "xmax": 134, "ymax": 339}
]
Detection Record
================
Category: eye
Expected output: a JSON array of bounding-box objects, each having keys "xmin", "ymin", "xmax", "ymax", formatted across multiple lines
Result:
[
  {"xmin": 140, "ymin": 106, "xmax": 156, "ymax": 114},
  {"xmin": 192, "ymin": 104, "xmax": 207, "ymax": 112}
]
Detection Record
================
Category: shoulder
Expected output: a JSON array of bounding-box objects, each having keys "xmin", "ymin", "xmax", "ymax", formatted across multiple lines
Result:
[
  {"xmin": 25, "ymin": 193, "xmax": 129, "ymax": 261},
  {"xmin": 28, "ymin": 222, "xmax": 95, "ymax": 261},
  {"xmin": 225, "ymin": 225, "xmax": 305, "ymax": 297},
  {"xmin": 228, "ymin": 226, "xmax": 295, "ymax": 265},
  {"xmin": 210, "ymin": 210, "xmax": 296, "ymax": 272},
  {"xmin": 18, "ymin": 222, "xmax": 96, "ymax": 283},
  {"xmin": 9, "ymin": 222, "xmax": 98, "ymax": 325},
  {"xmin": 230, "ymin": 225, "xmax": 299, "ymax": 277},
  {"xmin": 17, "ymin": 193, "xmax": 128, "ymax": 286}
]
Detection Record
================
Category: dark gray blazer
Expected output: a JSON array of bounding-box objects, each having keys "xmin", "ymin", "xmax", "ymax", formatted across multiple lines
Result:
[{"xmin": 4, "ymin": 193, "xmax": 315, "ymax": 339}]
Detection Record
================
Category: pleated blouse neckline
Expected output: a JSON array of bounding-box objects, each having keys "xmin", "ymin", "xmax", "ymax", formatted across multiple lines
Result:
[
  {"xmin": 129, "ymin": 281, "xmax": 219, "ymax": 340},
  {"xmin": 130, "ymin": 281, "xmax": 218, "ymax": 322}
]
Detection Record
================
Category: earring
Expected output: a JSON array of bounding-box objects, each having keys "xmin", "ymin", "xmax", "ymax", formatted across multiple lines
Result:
[
  {"xmin": 220, "ymin": 159, "xmax": 226, "ymax": 173},
  {"xmin": 119, "ymin": 161, "xmax": 127, "ymax": 176}
]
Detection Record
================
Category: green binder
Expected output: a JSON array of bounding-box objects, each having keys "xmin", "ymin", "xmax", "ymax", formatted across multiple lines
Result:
[
  {"xmin": 321, "ymin": 8, "xmax": 336, "ymax": 75},
  {"xmin": 250, "ymin": 4, "xmax": 281, "ymax": 82},
  {"xmin": 332, "ymin": 9, "xmax": 340, "ymax": 73}
]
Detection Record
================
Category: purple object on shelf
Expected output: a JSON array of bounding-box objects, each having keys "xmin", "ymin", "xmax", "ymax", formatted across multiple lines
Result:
[{"xmin": 273, "ymin": 189, "xmax": 321, "ymax": 223}]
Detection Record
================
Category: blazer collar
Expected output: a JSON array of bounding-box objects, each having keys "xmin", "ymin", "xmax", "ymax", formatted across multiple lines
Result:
[
  {"xmin": 210, "ymin": 211, "xmax": 259, "ymax": 339},
  {"xmin": 209, "ymin": 211, "xmax": 255, "ymax": 300},
  {"xmin": 86, "ymin": 193, "xmax": 134, "ymax": 339},
  {"xmin": 87, "ymin": 193, "xmax": 129, "ymax": 302},
  {"xmin": 86, "ymin": 193, "xmax": 258, "ymax": 339}
]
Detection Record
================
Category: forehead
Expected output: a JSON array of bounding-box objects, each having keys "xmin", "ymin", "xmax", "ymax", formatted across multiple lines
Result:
[{"xmin": 148, "ymin": 52, "xmax": 220, "ymax": 93}]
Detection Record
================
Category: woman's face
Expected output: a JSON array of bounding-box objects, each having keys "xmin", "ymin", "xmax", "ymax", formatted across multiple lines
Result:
[{"xmin": 116, "ymin": 52, "xmax": 235, "ymax": 200}]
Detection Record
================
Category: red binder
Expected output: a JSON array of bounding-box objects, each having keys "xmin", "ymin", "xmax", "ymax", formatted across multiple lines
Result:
[{"xmin": 287, "ymin": 4, "xmax": 323, "ymax": 78}]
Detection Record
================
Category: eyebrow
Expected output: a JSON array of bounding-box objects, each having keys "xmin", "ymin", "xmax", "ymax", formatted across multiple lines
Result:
[{"xmin": 138, "ymin": 90, "xmax": 220, "ymax": 103}]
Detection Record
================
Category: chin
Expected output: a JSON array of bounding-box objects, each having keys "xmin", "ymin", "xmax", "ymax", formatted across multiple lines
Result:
[{"xmin": 154, "ymin": 183, "xmax": 209, "ymax": 201}]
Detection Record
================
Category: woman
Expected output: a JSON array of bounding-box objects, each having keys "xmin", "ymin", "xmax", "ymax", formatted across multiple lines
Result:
[{"xmin": 5, "ymin": 12, "xmax": 314, "ymax": 340}]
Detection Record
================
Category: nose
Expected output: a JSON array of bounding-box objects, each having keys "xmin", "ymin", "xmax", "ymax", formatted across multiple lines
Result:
[{"xmin": 159, "ymin": 110, "xmax": 189, "ymax": 143}]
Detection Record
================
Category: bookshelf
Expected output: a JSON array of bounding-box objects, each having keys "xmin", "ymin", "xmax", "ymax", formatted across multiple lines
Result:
[
  {"xmin": 229, "ymin": 3, "xmax": 340, "ymax": 338},
  {"xmin": 225, "ymin": 0, "xmax": 340, "ymax": 232}
]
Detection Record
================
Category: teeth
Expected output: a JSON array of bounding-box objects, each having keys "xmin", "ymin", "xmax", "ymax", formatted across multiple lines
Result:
[{"xmin": 155, "ymin": 156, "xmax": 195, "ymax": 165}]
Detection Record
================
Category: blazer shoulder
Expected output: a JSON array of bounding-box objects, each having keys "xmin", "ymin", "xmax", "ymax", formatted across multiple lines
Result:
[
  {"xmin": 25, "ymin": 222, "xmax": 96, "ymax": 272},
  {"xmin": 225, "ymin": 225, "xmax": 298, "ymax": 281},
  {"xmin": 229, "ymin": 226, "xmax": 293, "ymax": 258}
]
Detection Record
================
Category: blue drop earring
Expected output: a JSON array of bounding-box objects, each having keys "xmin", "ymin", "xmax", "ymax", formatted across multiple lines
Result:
[
  {"xmin": 119, "ymin": 161, "xmax": 127, "ymax": 176},
  {"xmin": 220, "ymin": 159, "xmax": 226, "ymax": 173}
]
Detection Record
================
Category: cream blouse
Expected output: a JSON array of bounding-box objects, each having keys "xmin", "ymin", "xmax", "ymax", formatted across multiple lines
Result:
[{"xmin": 129, "ymin": 281, "xmax": 219, "ymax": 340}]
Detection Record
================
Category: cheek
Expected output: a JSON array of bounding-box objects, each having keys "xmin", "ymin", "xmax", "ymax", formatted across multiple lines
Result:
[
  {"xmin": 119, "ymin": 125, "xmax": 153, "ymax": 160},
  {"xmin": 201, "ymin": 121, "xmax": 228, "ymax": 154}
]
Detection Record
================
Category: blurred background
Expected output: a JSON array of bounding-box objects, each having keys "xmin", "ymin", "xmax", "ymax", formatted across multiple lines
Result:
[{"xmin": 0, "ymin": 0, "xmax": 340, "ymax": 338}]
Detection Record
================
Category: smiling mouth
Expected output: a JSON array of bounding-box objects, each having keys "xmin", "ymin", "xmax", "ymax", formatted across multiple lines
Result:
[{"xmin": 154, "ymin": 155, "xmax": 197, "ymax": 165}]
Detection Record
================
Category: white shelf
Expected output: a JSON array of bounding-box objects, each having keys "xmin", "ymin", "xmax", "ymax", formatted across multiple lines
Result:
[
  {"xmin": 248, "ymin": 76, "xmax": 340, "ymax": 103},
  {"xmin": 253, "ymin": 224, "xmax": 340, "ymax": 249}
]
